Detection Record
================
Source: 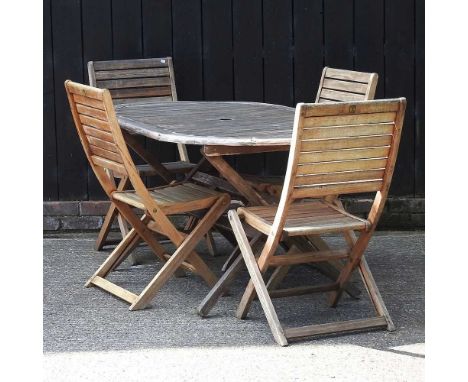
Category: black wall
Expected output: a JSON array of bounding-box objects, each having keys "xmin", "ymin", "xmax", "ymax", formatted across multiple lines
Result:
[{"xmin": 44, "ymin": 0, "xmax": 424, "ymax": 201}]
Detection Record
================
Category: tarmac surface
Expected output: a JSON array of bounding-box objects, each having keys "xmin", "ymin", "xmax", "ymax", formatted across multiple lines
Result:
[{"xmin": 44, "ymin": 231, "xmax": 424, "ymax": 381}]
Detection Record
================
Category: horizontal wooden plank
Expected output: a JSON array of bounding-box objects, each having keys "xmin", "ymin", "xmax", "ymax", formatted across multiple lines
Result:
[
  {"xmin": 88, "ymin": 135, "xmax": 119, "ymax": 153},
  {"xmin": 298, "ymin": 146, "xmax": 390, "ymax": 163},
  {"xmin": 297, "ymin": 158, "xmax": 387, "ymax": 175},
  {"xmin": 110, "ymin": 86, "xmax": 172, "ymax": 99},
  {"xmin": 293, "ymin": 180, "xmax": 383, "ymax": 199},
  {"xmin": 303, "ymin": 113, "xmax": 396, "ymax": 128},
  {"xmin": 91, "ymin": 276, "xmax": 138, "ymax": 304},
  {"xmin": 92, "ymin": 58, "xmax": 170, "ymax": 71},
  {"xmin": 114, "ymin": 96, "xmax": 173, "ymax": 104},
  {"xmin": 295, "ymin": 169, "xmax": 385, "ymax": 186},
  {"xmin": 72, "ymin": 94, "xmax": 105, "ymax": 110},
  {"xmin": 76, "ymin": 104, "xmax": 108, "ymax": 121},
  {"xmin": 89, "ymin": 144, "xmax": 123, "ymax": 163},
  {"xmin": 269, "ymin": 283, "xmax": 339, "ymax": 299},
  {"xmin": 268, "ymin": 249, "xmax": 349, "ymax": 266},
  {"xmin": 325, "ymin": 67, "xmax": 373, "ymax": 83},
  {"xmin": 79, "ymin": 114, "xmax": 111, "ymax": 131},
  {"xmin": 302, "ymin": 123, "xmax": 394, "ymax": 140},
  {"xmin": 83, "ymin": 125, "xmax": 115, "ymax": 142},
  {"xmin": 284, "ymin": 316, "xmax": 387, "ymax": 340},
  {"xmin": 95, "ymin": 67, "xmax": 170, "ymax": 80},
  {"xmin": 301, "ymin": 135, "xmax": 392, "ymax": 151},
  {"xmin": 66, "ymin": 81, "xmax": 104, "ymax": 100},
  {"xmin": 97, "ymin": 77, "xmax": 171, "ymax": 89},
  {"xmin": 320, "ymin": 88, "xmax": 368, "ymax": 102},
  {"xmin": 302, "ymin": 99, "xmax": 401, "ymax": 118},
  {"xmin": 91, "ymin": 155, "xmax": 127, "ymax": 175},
  {"xmin": 322, "ymin": 78, "xmax": 368, "ymax": 94}
]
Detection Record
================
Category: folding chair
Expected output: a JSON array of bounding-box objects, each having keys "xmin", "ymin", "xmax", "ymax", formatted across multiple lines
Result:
[
  {"xmin": 88, "ymin": 57, "xmax": 196, "ymax": 250},
  {"xmin": 246, "ymin": 67, "xmax": 379, "ymax": 198},
  {"xmin": 65, "ymin": 80, "xmax": 230, "ymax": 310},
  {"xmin": 227, "ymin": 98, "xmax": 406, "ymax": 345}
]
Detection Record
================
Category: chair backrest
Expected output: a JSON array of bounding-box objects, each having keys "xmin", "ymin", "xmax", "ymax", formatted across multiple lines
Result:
[
  {"xmin": 282, "ymin": 99, "xmax": 406, "ymax": 203},
  {"xmin": 88, "ymin": 57, "xmax": 188, "ymax": 162},
  {"xmin": 65, "ymin": 80, "xmax": 151, "ymax": 199},
  {"xmin": 88, "ymin": 57, "xmax": 177, "ymax": 104},
  {"xmin": 315, "ymin": 67, "xmax": 378, "ymax": 103}
]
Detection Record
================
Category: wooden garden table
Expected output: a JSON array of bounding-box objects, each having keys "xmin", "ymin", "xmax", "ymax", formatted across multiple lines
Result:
[{"xmin": 115, "ymin": 100, "xmax": 360, "ymax": 299}]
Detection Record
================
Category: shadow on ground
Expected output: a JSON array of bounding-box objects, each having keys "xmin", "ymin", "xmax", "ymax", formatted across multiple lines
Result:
[{"xmin": 43, "ymin": 232, "xmax": 424, "ymax": 355}]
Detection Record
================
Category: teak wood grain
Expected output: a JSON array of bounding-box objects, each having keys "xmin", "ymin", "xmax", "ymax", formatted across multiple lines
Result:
[
  {"xmin": 218, "ymin": 99, "xmax": 406, "ymax": 345},
  {"xmin": 65, "ymin": 80, "xmax": 231, "ymax": 311}
]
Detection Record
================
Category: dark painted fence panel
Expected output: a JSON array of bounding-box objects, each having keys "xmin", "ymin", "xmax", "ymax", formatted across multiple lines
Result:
[{"xmin": 43, "ymin": 0, "xmax": 425, "ymax": 200}]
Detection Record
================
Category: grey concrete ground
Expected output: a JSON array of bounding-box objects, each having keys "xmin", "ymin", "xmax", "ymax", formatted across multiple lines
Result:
[{"xmin": 44, "ymin": 231, "xmax": 424, "ymax": 381}]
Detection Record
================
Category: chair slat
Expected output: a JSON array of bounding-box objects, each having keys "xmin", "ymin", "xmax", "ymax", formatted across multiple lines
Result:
[
  {"xmin": 96, "ymin": 77, "xmax": 171, "ymax": 90},
  {"xmin": 320, "ymin": 89, "xmax": 367, "ymax": 102},
  {"xmin": 79, "ymin": 114, "xmax": 111, "ymax": 132},
  {"xmin": 93, "ymin": 58, "xmax": 170, "ymax": 71},
  {"xmin": 302, "ymin": 123, "xmax": 394, "ymax": 140},
  {"xmin": 321, "ymin": 78, "xmax": 368, "ymax": 94},
  {"xmin": 299, "ymin": 146, "xmax": 389, "ymax": 164},
  {"xmin": 76, "ymin": 104, "xmax": 108, "ymax": 121},
  {"xmin": 293, "ymin": 181, "xmax": 383, "ymax": 199},
  {"xmin": 91, "ymin": 156, "xmax": 126, "ymax": 175},
  {"xmin": 324, "ymin": 67, "xmax": 373, "ymax": 83},
  {"xmin": 89, "ymin": 144, "xmax": 124, "ymax": 164},
  {"xmin": 301, "ymin": 135, "xmax": 392, "ymax": 151},
  {"xmin": 295, "ymin": 169, "xmax": 385, "ymax": 186},
  {"xmin": 83, "ymin": 125, "xmax": 115, "ymax": 143},
  {"xmin": 297, "ymin": 158, "xmax": 387, "ymax": 175},
  {"xmin": 94, "ymin": 67, "xmax": 170, "ymax": 80},
  {"xmin": 88, "ymin": 136, "xmax": 120, "ymax": 153},
  {"xmin": 109, "ymin": 86, "xmax": 172, "ymax": 99},
  {"xmin": 72, "ymin": 94, "xmax": 106, "ymax": 110},
  {"xmin": 303, "ymin": 113, "xmax": 396, "ymax": 128}
]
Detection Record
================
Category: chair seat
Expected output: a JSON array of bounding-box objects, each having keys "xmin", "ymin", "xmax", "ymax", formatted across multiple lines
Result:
[
  {"xmin": 137, "ymin": 161, "xmax": 196, "ymax": 175},
  {"xmin": 112, "ymin": 183, "xmax": 222, "ymax": 215},
  {"xmin": 238, "ymin": 200, "xmax": 369, "ymax": 236}
]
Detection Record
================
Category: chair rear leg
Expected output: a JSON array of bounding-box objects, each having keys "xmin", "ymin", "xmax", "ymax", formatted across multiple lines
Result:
[{"xmin": 95, "ymin": 202, "xmax": 119, "ymax": 251}]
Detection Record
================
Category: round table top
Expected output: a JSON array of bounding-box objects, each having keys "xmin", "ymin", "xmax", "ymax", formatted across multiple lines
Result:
[{"xmin": 115, "ymin": 101, "xmax": 295, "ymax": 146}]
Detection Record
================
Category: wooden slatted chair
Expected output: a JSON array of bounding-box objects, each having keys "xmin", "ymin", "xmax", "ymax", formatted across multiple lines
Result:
[
  {"xmin": 65, "ymin": 80, "xmax": 230, "ymax": 310},
  {"xmin": 88, "ymin": 57, "xmax": 196, "ymax": 250},
  {"xmin": 246, "ymin": 67, "xmax": 378, "ymax": 197},
  {"xmin": 226, "ymin": 98, "xmax": 406, "ymax": 345}
]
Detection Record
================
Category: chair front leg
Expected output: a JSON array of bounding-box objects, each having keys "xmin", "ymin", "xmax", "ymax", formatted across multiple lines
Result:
[{"xmin": 229, "ymin": 210, "xmax": 288, "ymax": 346}]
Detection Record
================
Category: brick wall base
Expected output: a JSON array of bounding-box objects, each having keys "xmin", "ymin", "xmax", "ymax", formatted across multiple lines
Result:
[{"xmin": 43, "ymin": 197, "xmax": 424, "ymax": 231}]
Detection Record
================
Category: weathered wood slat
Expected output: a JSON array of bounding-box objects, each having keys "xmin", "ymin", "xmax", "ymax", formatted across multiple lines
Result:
[
  {"xmin": 73, "ymin": 94, "xmax": 106, "ymax": 110},
  {"xmin": 79, "ymin": 114, "xmax": 111, "ymax": 131},
  {"xmin": 89, "ymin": 144, "xmax": 124, "ymax": 164},
  {"xmin": 76, "ymin": 104, "xmax": 108, "ymax": 121},
  {"xmin": 91, "ymin": 156, "xmax": 126, "ymax": 175},
  {"xmin": 110, "ymin": 86, "xmax": 172, "ymax": 99},
  {"xmin": 295, "ymin": 169, "xmax": 385, "ymax": 186},
  {"xmin": 83, "ymin": 125, "xmax": 115, "ymax": 142},
  {"xmin": 91, "ymin": 276, "xmax": 138, "ymax": 304},
  {"xmin": 303, "ymin": 101, "xmax": 399, "ymax": 118},
  {"xmin": 96, "ymin": 77, "xmax": 171, "ymax": 89},
  {"xmin": 92, "ymin": 58, "xmax": 171, "ymax": 71},
  {"xmin": 95, "ymin": 67, "xmax": 170, "ymax": 80},
  {"xmin": 302, "ymin": 124, "xmax": 394, "ymax": 140},
  {"xmin": 297, "ymin": 158, "xmax": 388, "ymax": 175},
  {"xmin": 292, "ymin": 180, "xmax": 383, "ymax": 199},
  {"xmin": 284, "ymin": 316, "xmax": 388, "ymax": 340},
  {"xmin": 320, "ymin": 89, "xmax": 367, "ymax": 102},
  {"xmin": 325, "ymin": 67, "xmax": 374, "ymax": 83},
  {"xmin": 88, "ymin": 136, "xmax": 119, "ymax": 153},
  {"xmin": 322, "ymin": 78, "xmax": 368, "ymax": 94},
  {"xmin": 301, "ymin": 135, "xmax": 392, "ymax": 151},
  {"xmin": 298, "ymin": 146, "xmax": 389, "ymax": 164},
  {"xmin": 269, "ymin": 249, "xmax": 349, "ymax": 266},
  {"xmin": 303, "ymin": 114, "xmax": 396, "ymax": 129}
]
